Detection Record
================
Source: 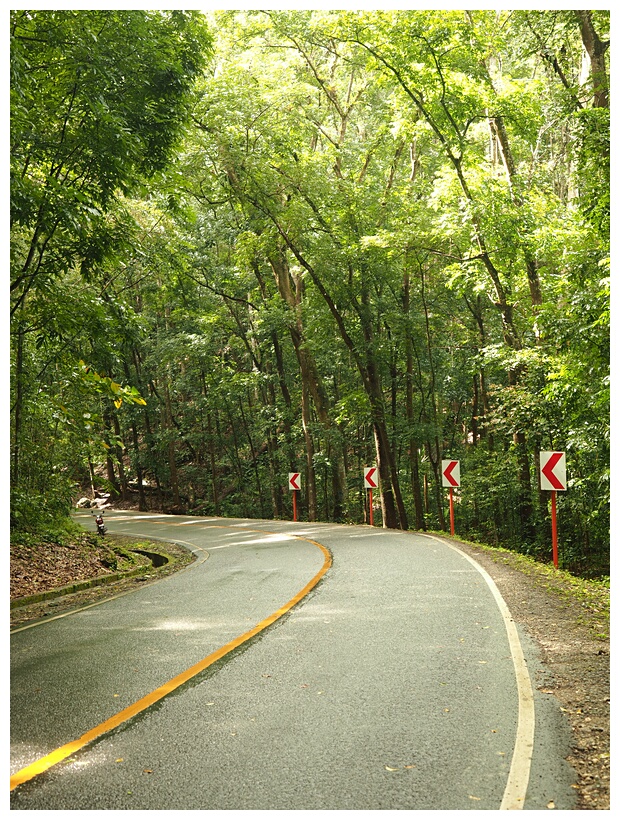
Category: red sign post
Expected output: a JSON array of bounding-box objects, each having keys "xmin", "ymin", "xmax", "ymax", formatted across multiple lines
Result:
[
  {"xmin": 288, "ymin": 472, "xmax": 301, "ymax": 521},
  {"xmin": 441, "ymin": 460, "xmax": 460, "ymax": 535},
  {"xmin": 364, "ymin": 467, "xmax": 378, "ymax": 526},
  {"xmin": 539, "ymin": 452, "xmax": 567, "ymax": 568}
]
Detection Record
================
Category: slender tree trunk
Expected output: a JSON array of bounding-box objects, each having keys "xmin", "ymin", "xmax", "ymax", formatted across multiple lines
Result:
[
  {"xmin": 205, "ymin": 409, "xmax": 220, "ymax": 516},
  {"xmin": 112, "ymin": 412, "xmax": 129, "ymax": 501},
  {"xmin": 238, "ymin": 394, "xmax": 265, "ymax": 518},
  {"xmin": 163, "ymin": 380, "xmax": 181, "ymax": 509},
  {"xmin": 301, "ymin": 379, "xmax": 317, "ymax": 521},
  {"xmin": 11, "ymin": 315, "xmax": 26, "ymax": 489},
  {"xmin": 403, "ymin": 268, "xmax": 425, "ymax": 530},
  {"xmin": 102, "ymin": 408, "xmax": 120, "ymax": 496},
  {"xmin": 360, "ymin": 279, "xmax": 408, "ymax": 530},
  {"xmin": 426, "ymin": 440, "xmax": 446, "ymax": 531},
  {"xmin": 87, "ymin": 455, "xmax": 96, "ymax": 498},
  {"xmin": 471, "ymin": 374, "xmax": 479, "ymax": 448},
  {"xmin": 130, "ymin": 421, "xmax": 148, "ymax": 510}
]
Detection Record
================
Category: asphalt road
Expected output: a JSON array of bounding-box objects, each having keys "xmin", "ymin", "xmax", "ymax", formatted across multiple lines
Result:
[{"xmin": 10, "ymin": 512, "xmax": 577, "ymax": 810}]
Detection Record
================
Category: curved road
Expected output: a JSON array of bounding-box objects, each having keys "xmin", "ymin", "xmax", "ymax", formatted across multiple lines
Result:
[{"xmin": 10, "ymin": 512, "xmax": 576, "ymax": 810}]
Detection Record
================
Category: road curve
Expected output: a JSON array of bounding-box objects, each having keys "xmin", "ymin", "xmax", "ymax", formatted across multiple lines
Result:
[{"xmin": 10, "ymin": 512, "xmax": 576, "ymax": 810}]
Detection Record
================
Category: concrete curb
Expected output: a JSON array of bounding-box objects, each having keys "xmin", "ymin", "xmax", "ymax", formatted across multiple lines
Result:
[{"xmin": 10, "ymin": 549, "xmax": 174, "ymax": 610}]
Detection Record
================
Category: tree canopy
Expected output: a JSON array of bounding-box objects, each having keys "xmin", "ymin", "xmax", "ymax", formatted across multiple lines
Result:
[{"xmin": 10, "ymin": 9, "xmax": 609, "ymax": 577}]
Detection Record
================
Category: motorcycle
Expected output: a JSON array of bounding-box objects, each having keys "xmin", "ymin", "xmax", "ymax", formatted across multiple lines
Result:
[{"xmin": 94, "ymin": 513, "xmax": 106, "ymax": 536}]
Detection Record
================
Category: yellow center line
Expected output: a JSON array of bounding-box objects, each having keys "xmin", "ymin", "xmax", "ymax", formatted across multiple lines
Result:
[{"xmin": 10, "ymin": 530, "xmax": 332, "ymax": 792}]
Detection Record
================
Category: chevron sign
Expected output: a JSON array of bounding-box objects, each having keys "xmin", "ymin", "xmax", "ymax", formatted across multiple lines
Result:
[
  {"xmin": 540, "ymin": 452, "xmax": 567, "ymax": 491},
  {"xmin": 441, "ymin": 460, "xmax": 460, "ymax": 488}
]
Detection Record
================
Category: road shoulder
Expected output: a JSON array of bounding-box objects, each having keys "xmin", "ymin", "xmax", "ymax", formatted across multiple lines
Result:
[{"xmin": 446, "ymin": 537, "xmax": 609, "ymax": 811}]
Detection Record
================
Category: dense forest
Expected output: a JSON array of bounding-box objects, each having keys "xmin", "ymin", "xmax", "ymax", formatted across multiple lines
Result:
[{"xmin": 10, "ymin": 10, "xmax": 609, "ymax": 577}]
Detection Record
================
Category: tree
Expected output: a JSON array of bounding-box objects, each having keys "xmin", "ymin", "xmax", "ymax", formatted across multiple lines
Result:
[
  {"xmin": 11, "ymin": 9, "xmax": 608, "ymax": 576},
  {"xmin": 10, "ymin": 10, "xmax": 212, "ymax": 527}
]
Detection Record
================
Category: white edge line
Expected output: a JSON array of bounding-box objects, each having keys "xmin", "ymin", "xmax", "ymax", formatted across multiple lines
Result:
[{"xmin": 419, "ymin": 533, "xmax": 535, "ymax": 811}]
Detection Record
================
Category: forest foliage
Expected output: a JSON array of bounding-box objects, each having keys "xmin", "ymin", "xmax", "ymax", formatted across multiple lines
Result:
[{"xmin": 10, "ymin": 10, "xmax": 609, "ymax": 577}]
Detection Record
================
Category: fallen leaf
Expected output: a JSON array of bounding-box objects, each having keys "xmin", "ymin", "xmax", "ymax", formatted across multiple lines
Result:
[
  {"xmin": 469, "ymin": 795, "xmax": 481, "ymax": 801},
  {"xmin": 113, "ymin": 694, "xmax": 120, "ymax": 698},
  {"xmin": 547, "ymin": 801, "xmax": 556, "ymax": 809},
  {"xmin": 143, "ymin": 769, "xmax": 153, "ymax": 774},
  {"xmin": 385, "ymin": 766, "xmax": 399, "ymax": 771},
  {"xmin": 115, "ymin": 758, "xmax": 124, "ymax": 763},
  {"xmin": 404, "ymin": 765, "xmax": 416, "ymax": 769}
]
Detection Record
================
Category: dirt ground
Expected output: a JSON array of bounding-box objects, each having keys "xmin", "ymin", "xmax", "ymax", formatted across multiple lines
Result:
[{"xmin": 10, "ymin": 527, "xmax": 610, "ymax": 810}]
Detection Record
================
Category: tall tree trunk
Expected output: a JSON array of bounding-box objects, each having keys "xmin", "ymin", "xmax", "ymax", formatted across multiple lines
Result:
[
  {"xmin": 301, "ymin": 379, "xmax": 317, "ymax": 521},
  {"xmin": 403, "ymin": 268, "xmax": 425, "ymax": 530},
  {"xmin": 122, "ymin": 360, "xmax": 147, "ymax": 510},
  {"xmin": 11, "ymin": 313, "xmax": 26, "ymax": 489},
  {"xmin": 130, "ymin": 420, "xmax": 148, "ymax": 510},
  {"xmin": 163, "ymin": 380, "xmax": 181, "ymax": 509},
  {"xmin": 268, "ymin": 248, "xmax": 346, "ymax": 520},
  {"xmin": 426, "ymin": 439, "xmax": 446, "ymax": 531},
  {"xmin": 205, "ymin": 408, "xmax": 220, "ymax": 516},
  {"xmin": 471, "ymin": 374, "xmax": 479, "ymax": 448},
  {"xmin": 238, "ymin": 394, "xmax": 265, "ymax": 518},
  {"xmin": 575, "ymin": 10, "xmax": 609, "ymax": 108},
  {"xmin": 111, "ymin": 412, "xmax": 129, "ymax": 501},
  {"xmin": 488, "ymin": 114, "xmax": 543, "ymax": 309},
  {"xmin": 102, "ymin": 408, "xmax": 120, "ymax": 496},
  {"xmin": 87, "ymin": 455, "xmax": 96, "ymax": 498}
]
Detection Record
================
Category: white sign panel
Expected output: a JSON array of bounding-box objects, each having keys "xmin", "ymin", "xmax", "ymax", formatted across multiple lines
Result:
[
  {"xmin": 540, "ymin": 452, "xmax": 567, "ymax": 491},
  {"xmin": 441, "ymin": 460, "xmax": 460, "ymax": 488}
]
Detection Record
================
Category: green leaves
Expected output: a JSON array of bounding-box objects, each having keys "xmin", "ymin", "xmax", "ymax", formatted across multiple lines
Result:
[
  {"xmin": 10, "ymin": 10, "xmax": 608, "ymax": 571},
  {"xmin": 79, "ymin": 362, "xmax": 146, "ymax": 409}
]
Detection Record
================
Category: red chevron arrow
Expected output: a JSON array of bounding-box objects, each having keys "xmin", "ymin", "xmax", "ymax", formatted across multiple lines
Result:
[
  {"xmin": 541, "ymin": 453, "xmax": 565, "ymax": 490},
  {"xmin": 442, "ymin": 460, "xmax": 459, "ymax": 487},
  {"xmin": 289, "ymin": 472, "xmax": 300, "ymax": 490},
  {"xmin": 364, "ymin": 467, "xmax": 378, "ymax": 489}
]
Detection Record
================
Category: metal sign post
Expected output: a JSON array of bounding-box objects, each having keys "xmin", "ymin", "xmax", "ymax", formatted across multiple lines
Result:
[
  {"xmin": 540, "ymin": 452, "xmax": 567, "ymax": 568},
  {"xmin": 441, "ymin": 460, "xmax": 460, "ymax": 535},
  {"xmin": 364, "ymin": 467, "xmax": 378, "ymax": 526},
  {"xmin": 288, "ymin": 472, "xmax": 300, "ymax": 522}
]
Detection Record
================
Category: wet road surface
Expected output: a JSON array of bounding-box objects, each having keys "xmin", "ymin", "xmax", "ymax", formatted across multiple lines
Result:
[{"xmin": 10, "ymin": 512, "xmax": 576, "ymax": 810}]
